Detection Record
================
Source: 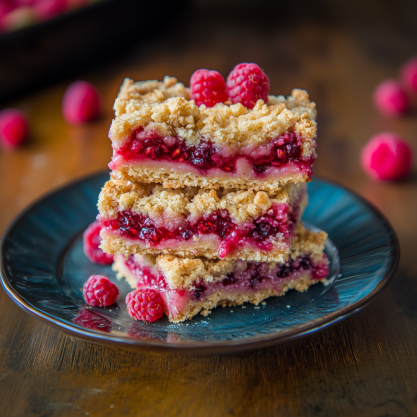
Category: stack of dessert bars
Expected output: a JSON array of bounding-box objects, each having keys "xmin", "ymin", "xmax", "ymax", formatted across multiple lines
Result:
[{"xmin": 97, "ymin": 76, "xmax": 330, "ymax": 323}]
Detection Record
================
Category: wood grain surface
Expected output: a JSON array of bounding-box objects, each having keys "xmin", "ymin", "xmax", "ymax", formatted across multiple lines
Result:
[{"xmin": 1, "ymin": 1, "xmax": 417, "ymax": 416}]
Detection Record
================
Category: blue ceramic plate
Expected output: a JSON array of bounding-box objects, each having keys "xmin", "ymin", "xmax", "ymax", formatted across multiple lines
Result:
[{"xmin": 0, "ymin": 172, "xmax": 399, "ymax": 354}]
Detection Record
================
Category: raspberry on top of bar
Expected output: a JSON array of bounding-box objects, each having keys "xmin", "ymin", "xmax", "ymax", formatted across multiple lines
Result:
[
  {"xmin": 112, "ymin": 225, "xmax": 330, "ymax": 323},
  {"xmin": 109, "ymin": 76, "xmax": 317, "ymax": 192},
  {"xmin": 98, "ymin": 179, "xmax": 308, "ymax": 262}
]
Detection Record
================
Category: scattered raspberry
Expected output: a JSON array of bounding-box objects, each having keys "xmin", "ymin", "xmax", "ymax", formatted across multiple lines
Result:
[
  {"xmin": 62, "ymin": 80, "xmax": 101, "ymax": 124},
  {"xmin": 83, "ymin": 275, "xmax": 119, "ymax": 307},
  {"xmin": 34, "ymin": 0, "xmax": 68, "ymax": 21},
  {"xmin": 226, "ymin": 63, "xmax": 270, "ymax": 109},
  {"xmin": 126, "ymin": 289, "xmax": 165, "ymax": 322},
  {"xmin": 190, "ymin": 69, "xmax": 228, "ymax": 108},
  {"xmin": 373, "ymin": 79, "xmax": 409, "ymax": 116},
  {"xmin": 0, "ymin": 4, "xmax": 15, "ymax": 32},
  {"xmin": 1, "ymin": 6, "xmax": 37, "ymax": 31},
  {"xmin": 83, "ymin": 221, "xmax": 113, "ymax": 265},
  {"xmin": 361, "ymin": 132, "xmax": 413, "ymax": 181},
  {"xmin": 0, "ymin": 108, "xmax": 29, "ymax": 149},
  {"xmin": 400, "ymin": 57, "xmax": 417, "ymax": 92}
]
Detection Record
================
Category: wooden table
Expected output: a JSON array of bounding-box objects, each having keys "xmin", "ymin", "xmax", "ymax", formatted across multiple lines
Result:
[{"xmin": 1, "ymin": 2, "xmax": 417, "ymax": 416}]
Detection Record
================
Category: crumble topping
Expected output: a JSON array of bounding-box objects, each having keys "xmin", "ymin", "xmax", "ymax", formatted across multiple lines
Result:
[
  {"xmin": 156, "ymin": 255, "xmax": 236, "ymax": 290},
  {"xmin": 110, "ymin": 77, "xmax": 317, "ymax": 150},
  {"xmin": 98, "ymin": 180, "xmax": 306, "ymax": 224}
]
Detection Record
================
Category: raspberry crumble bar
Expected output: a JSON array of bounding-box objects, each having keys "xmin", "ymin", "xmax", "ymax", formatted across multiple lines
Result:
[
  {"xmin": 98, "ymin": 180, "xmax": 308, "ymax": 262},
  {"xmin": 113, "ymin": 225, "xmax": 329, "ymax": 323},
  {"xmin": 108, "ymin": 77, "xmax": 317, "ymax": 193},
  {"xmin": 84, "ymin": 63, "xmax": 332, "ymax": 325}
]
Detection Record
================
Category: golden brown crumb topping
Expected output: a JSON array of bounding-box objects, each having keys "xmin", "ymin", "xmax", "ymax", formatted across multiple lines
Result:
[
  {"xmin": 110, "ymin": 77, "xmax": 317, "ymax": 151},
  {"xmin": 98, "ymin": 179, "xmax": 306, "ymax": 224}
]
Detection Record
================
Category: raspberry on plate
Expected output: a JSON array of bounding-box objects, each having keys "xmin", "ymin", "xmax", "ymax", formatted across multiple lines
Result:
[
  {"xmin": 373, "ymin": 79, "xmax": 409, "ymax": 116},
  {"xmin": 361, "ymin": 132, "xmax": 413, "ymax": 181},
  {"xmin": 226, "ymin": 63, "xmax": 270, "ymax": 109},
  {"xmin": 190, "ymin": 69, "xmax": 228, "ymax": 107},
  {"xmin": 125, "ymin": 289, "xmax": 165, "ymax": 322},
  {"xmin": 0, "ymin": 109, "xmax": 29, "ymax": 149},
  {"xmin": 400, "ymin": 57, "xmax": 417, "ymax": 92},
  {"xmin": 83, "ymin": 220, "xmax": 114, "ymax": 265},
  {"xmin": 62, "ymin": 80, "xmax": 101, "ymax": 124},
  {"xmin": 82, "ymin": 275, "xmax": 119, "ymax": 307}
]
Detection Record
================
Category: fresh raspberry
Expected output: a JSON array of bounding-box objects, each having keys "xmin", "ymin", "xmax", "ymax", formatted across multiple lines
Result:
[
  {"xmin": 0, "ymin": 4, "xmax": 13, "ymax": 31},
  {"xmin": 67, "ymin": 0, "xmax": 89, "ymax": 9},
  {"xmin": 0, "ymin": 109, "xmax": 28, "ymax": 149},
  {"xmin": 400, "ymin": 57, "xmax": 417, "ymax": 92},
  {"xmin": 373, "ymin": 79, "xmax": 409, "ymax": 116},
  {"xmin": 190, "ymin": 69, "xmax": 228, "ymax": 107},
  {"xmin": 62, "ymin": 80, "xmax": 101, "ymax": 124},
  {"xmin": 126, "ymin": 289, "xmax": 165, "ymax": 322},
  {"xmin": 1, "ymin": 6, "xmax": 37, "ymax": 32},
  {"xmin": 83, "ymin": 221, "xmax": 113, "ymax": 265},
  {"xmin": 34, "ymin": 0, "xmax": 68, "ymax": 21},
  {"xmin": 361, "ymin": 132, "xmax": 413, "ymax": 181},
  {"xmin": 226, "ymin": 63, "xmax": 270, "ymax": 109},
  {"xmin": 83, "ymin": 275, "xmax": 119, "ymax": 307}
]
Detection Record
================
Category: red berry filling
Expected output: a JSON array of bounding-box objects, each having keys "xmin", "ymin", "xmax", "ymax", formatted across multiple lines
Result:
[
  {"xmin": 102, "ymin": 203, "xmax": 297, "ymax": 257},
  {"xmin": 113, "ymin": 128, "xmax": 314, "ymax": 177},
  {"xmin": 217, "ymin": 255, "xmax": 328, "ymax": 292}
]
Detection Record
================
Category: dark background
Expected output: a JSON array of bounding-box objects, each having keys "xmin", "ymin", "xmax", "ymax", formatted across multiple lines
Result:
[{"xmin": 0, "ymin": 1, "xmax": 417, "ymax": 416}]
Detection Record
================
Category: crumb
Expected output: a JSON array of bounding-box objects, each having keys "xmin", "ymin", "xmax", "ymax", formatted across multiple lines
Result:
[{"xmin": 111, "ymin": 78, "xmax": 317, "ymax": 149}]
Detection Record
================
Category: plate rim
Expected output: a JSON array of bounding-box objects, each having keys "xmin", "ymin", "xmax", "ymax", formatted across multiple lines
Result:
[{"xmin": 0, "ymin": 171, "xmax": 400, "ymax": 354}]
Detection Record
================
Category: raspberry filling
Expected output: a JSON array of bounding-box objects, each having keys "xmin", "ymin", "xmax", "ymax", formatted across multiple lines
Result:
[
  {"xmin": 111, "ymin": 128, "xmax": 315, "ymax": 177},
  {"xmin": 101, "ymin": 203, "xmax": 298, "ymax": 257},
  {"xmin": 122, "ymin": 253, "xmax": 329, "ymax": 318}
]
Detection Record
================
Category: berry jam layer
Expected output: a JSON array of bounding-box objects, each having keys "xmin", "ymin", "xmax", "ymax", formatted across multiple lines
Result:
[
  {"xmin": 112, "ymin": 226, "xmax": 329, "ymax": 323},
  {"xmin": 110, "ymin": 130, "xmax": 316, "ymax": 192},
  {"xmin": 98, "ymin": 180, "xmax": 307, "ymax": 262},
  {"xmin": 109, "ymin": 78, "xmax": 317, "ymax": 192}
]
